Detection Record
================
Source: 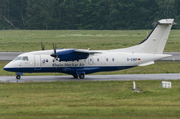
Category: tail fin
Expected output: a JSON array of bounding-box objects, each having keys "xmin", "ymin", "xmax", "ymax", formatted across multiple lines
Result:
[
  {"xmin": 139, "ymin": 19, "xmax": 174, "ymax": 54},
  {"xmin": 117, "ymin": 19, "xmax": 175, "ymax": 54}
]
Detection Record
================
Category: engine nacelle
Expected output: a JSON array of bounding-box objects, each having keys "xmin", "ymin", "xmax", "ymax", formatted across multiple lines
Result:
[{"xmin": 56, "ymin": 49, "xmax": 89, "ymax": 61}]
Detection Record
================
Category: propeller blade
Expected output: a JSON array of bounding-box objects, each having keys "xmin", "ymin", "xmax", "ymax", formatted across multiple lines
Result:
[
  {"xmin": 41, "ymin": 42, "xmax": 45, "ymax": 50},
  {"xmin": 51, "ymin": 43, "xmax": 57, "ymax": 59},
  {"xmin": 53, "ymin": 43, "xmax": 57, "ymax": 54}
]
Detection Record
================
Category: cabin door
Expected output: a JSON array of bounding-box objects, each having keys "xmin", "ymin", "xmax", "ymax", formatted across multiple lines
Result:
[{"xmin": 34, "ymin": 55, "xmax": 41, "ymax": 70}]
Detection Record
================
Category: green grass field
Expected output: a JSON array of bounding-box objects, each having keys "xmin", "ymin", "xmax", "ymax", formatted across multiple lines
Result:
[
  {"xmin": 0, "ymin": 30, "xmax": 180, "ymax": 52},
  {"xmin": 0, "ymin": 80, "xmax": 180, "ymax": 119}
]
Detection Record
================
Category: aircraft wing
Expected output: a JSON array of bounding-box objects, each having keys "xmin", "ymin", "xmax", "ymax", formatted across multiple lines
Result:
[
  {"xmin": 55, "ymin": 49, "xmax": 101, "ymax": 61},
  {"xmin": 74, "ymin": 49, "xmax": 101, "ymax": 54}
]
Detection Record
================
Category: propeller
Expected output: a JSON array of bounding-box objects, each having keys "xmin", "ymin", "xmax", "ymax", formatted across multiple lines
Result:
[
  {"xmin": 41, "ymin": 42, "xmax": 45, "ymax": 50},
  {"xmin": 50, "ymin": 43, "xmax": 58, "ymax": 59}
]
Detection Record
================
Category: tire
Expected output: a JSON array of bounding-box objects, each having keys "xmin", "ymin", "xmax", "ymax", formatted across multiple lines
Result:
[
  {"xmin": 79, "ymin": 73, "xmax": 85, "ymax": 79},
  {"xmin": 16, "ymin": 75, "xmax": 21, "ymax": 79},
  {"xmin": 73, "ymin": 74, "xmax": 78, "ymax": 79}
]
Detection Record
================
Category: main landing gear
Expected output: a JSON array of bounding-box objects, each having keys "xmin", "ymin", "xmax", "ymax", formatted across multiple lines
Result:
[
  {"xmin": 79, "ymin": 73, "xmax": 85, "ymax": 79},
  {"xmin": 73, "ymin": 72, "xmax": 85, "ymax": 79},
  {"xmin": 73, "ymin": 74, "xmax": 78, "ymax": 79}
]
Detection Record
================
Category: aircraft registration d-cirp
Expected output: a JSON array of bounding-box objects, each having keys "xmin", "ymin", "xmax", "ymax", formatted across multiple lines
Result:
[{"xmin": 4, "ymin": 19, "xmax": 175, "ymax": 79}]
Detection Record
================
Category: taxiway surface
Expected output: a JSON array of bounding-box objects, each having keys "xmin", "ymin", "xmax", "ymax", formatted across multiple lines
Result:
[{"xmin": 0, "ymin": 74, "xmax": 180, "ymax": 83}]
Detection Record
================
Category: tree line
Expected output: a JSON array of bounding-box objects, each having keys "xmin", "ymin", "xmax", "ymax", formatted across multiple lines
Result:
[{"xmin": 0, "ymin": 0, "xmax": 179, "ymax": 30}]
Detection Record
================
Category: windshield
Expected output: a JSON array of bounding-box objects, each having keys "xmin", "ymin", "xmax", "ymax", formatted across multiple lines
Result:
[
  {"xmin": 22, "ymin": 56, "xmax": 29, "ymax": 61},
  {"xmin": 14, "ymin": 57, "xmax": 22, "ymax": 61},
  {"xmin": 14, "ymin": 56, "xmax": 29, "ymax": 61}
]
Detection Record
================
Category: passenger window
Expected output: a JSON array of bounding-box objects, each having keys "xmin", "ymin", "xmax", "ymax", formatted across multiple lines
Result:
[
  {"xmin": 112, "ymin": 58, "xmax": 115, "ymax": 61},
  {"xmin": 106, "ymin": 58, "xmax": 108, "ymax": 61},
  {"xmin": 46, "ymin": 59, "xmax": 48, "ymax": 62},
  {"xmin": 22, "ymin": 56, "xmax": 29, "ymax": 61},
  {"xmin": 14, "ymin": 57, "xmax": 22, "ymax": 61},
  {"xmin": 97, "ymin": 58, "xmax": 99, "ymax": 62}
]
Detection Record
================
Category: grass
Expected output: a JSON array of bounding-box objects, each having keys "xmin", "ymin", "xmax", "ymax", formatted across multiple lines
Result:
[
  {"xmin": 0, "ymin": 80, "xmax": 180, "ymax": 119},
  {"xmin": 1, "ymin": 61, "xmax": 180, "ymax": 76},
  {"xmin": 0, "ymin": 30, "xmax": 180, "ymax": 52}
]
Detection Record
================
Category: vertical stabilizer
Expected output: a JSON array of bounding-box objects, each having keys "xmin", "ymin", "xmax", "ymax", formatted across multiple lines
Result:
[{"xmin": 138, "ymin": 19, "xmax": 174, "ymax": 54}]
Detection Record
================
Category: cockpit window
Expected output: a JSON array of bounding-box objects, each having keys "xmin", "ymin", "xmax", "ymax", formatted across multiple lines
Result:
[
  {"xmin": 14, "ymin": 56, "xmax": 29, "ymax": 61},
  {"xmin": 22, "ymin": 56, "xmax": 29, "ymax": 61},
  {"xmin": 14, "ymin": 57, "xmax": 22, "ymax": 61}
]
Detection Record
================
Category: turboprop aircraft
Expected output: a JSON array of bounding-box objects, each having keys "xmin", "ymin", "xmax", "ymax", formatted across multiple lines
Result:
[{"xmin": 4, "ymin": 19, "xmax": 175, "ymax": 79}]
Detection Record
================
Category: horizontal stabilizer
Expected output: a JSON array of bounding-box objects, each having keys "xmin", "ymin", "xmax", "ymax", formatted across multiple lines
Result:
[
  {"xmin": 138, "ymin": 61, "xmax": 154, "ymax": 66},
  {"xmin": 159, "ymin": 19, "xmax": 176, "ymax": 25}
]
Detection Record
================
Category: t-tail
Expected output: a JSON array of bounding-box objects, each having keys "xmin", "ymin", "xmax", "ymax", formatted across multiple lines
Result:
[{"xmin": 117, "ymin": 19, "xmax": 175, "ymax": 54}]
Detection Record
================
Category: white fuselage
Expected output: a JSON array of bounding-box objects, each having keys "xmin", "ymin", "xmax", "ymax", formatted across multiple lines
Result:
[{"xmin": 4, "ymin": 49, "xmax": 170, "ymax": 75}]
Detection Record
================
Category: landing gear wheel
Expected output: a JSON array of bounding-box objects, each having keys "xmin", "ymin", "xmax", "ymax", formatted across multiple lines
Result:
[
  {"xmin": 16, "ymin": 75, "xmax": 21, "ymax": 79},
  {"xmin": 73, "ymin": 74, "xmax": 78, "ymax": 79},
  {"xmin": 79, "ymin": 73, "xmax": 85, "ymax": 79}
]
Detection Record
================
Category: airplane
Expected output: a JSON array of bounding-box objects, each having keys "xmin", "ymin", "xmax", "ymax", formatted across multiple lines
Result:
[{"xmin": 4, "ymin": 19, "xmax": 175, "ymax": 79}]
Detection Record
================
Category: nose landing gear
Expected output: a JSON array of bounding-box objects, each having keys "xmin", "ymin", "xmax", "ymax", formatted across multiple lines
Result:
[
  {"xmin": 16, "ymin": 72, "xmax": 23, "ymax": 79},
  {"xmin": 16, "ymin": 75, "xmax": 21, "ymax": 79}
]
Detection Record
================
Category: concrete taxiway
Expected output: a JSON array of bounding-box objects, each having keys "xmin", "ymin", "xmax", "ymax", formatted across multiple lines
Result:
[{"xmin": 0, "ymin": 74, "xmax": 180, "ymax": 83}]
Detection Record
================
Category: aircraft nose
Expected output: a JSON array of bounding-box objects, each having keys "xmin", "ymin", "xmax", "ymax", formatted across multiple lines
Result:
[
  {"xmin": 4, "ymin": 62, "xmax": 13, "ymax": 72},
  {"xmin": 4, "ymin": 68, "xmax": 8, "ymax": 71},
  {"xmin": 4, "ymin": 64, "xmax": 10, "ymax": 71},
  {"xmin": 4, "ymin": 61, "xmax": 19, "ymax": 72}
]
